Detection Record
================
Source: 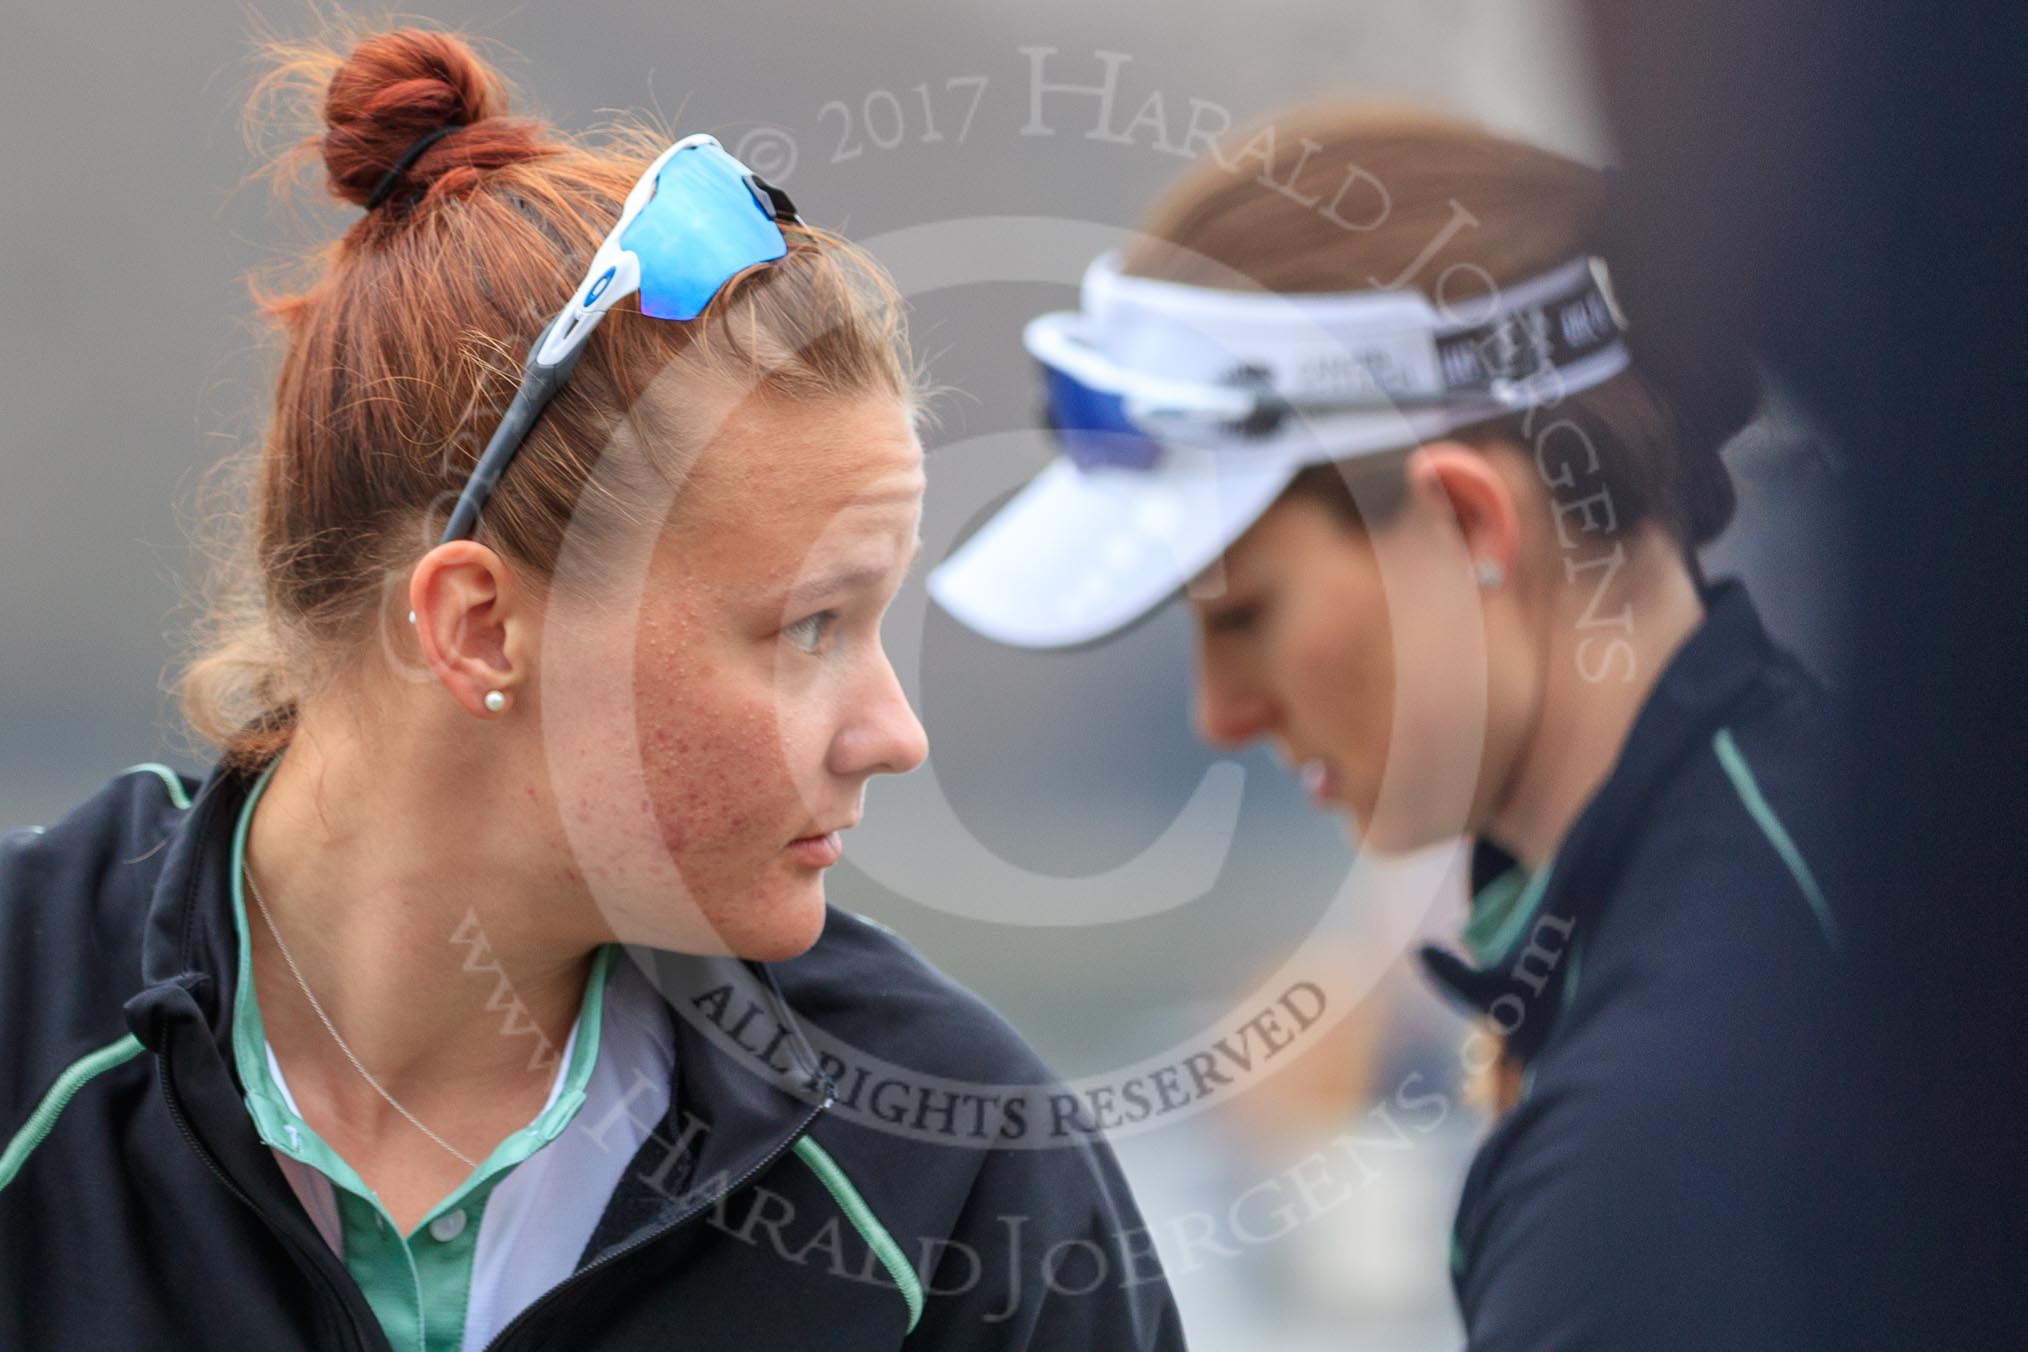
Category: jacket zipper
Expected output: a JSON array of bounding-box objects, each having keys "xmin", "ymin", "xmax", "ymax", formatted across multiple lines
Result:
[
  {"xmin": 159, "ymin": 1054, "xmax": 386, "ymax": 1352},
  {"xmin": 479, "ymin": 1094, "xmax": 833, "ymax": 1351}
]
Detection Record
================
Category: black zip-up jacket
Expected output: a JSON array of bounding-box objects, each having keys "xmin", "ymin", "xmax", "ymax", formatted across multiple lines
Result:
[
  {"xmin": 1418, "ymin": 578, "xmax": 1851, "ymax": 1349},
  {"xmin": 0, "ymin": 752, "xmax": 1188, "ymax": 1349}
]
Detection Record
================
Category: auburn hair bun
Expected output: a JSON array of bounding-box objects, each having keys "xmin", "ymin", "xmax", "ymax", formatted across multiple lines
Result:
[{"xmin": 319, "ymin": 28, "xmax": 553, "ymax": 213}]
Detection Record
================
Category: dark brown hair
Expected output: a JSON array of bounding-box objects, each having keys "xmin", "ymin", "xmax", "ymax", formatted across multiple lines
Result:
[
  {"xmin": 1119, "ymin": 104, "xmax": 1751, "ymax": 558},
  {"xmin": 177, "ymin": 22, "xmax": 918, "ymax": 772}
]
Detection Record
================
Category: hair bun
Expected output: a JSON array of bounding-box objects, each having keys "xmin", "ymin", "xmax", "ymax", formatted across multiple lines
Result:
[{"xmin": 320, "ymin": 28, "xmax": 545, "ymax": 212}]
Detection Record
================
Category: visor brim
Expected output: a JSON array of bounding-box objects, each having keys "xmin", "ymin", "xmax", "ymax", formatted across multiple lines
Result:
[{"xmin": 926, "ymin": 448, "xmax": 1303, "ymax": 650}]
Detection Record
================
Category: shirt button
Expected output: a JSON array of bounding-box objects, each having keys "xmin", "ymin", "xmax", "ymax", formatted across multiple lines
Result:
[{"xmin": 428, "ymin": 1209, "xmax": 468, "ymax": 1242}]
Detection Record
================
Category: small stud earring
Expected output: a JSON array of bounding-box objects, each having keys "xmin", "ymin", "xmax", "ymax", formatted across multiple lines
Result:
[
  {"xmin": 483, "ymin": 690, "xmax": 508, "ymax": 714},
  {"xmin": 408, "ymin": 610, "xmax": 416, "ymax": 625},
  {"xmin": 1473, "ymin": 558, "xmax": 1504, "ymax": 589}
]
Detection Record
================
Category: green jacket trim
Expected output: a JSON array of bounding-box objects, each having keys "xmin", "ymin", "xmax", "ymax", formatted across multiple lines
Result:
[
  {"xmin": 0, "ymin": 1034, "xmax": 146, "ymax": 1190},
  {"xmin": 1712, "ymin": 727, "xmax": 1842, "ymax": 953},
  {"xmin": 1, "ymin": 762, "xmax": 189, "ymax": 1191},
  {"xmin": 118, "ymin": 762, "xmax": 192, "ymax": 811},
  {"xmin": 792, "ymin": 1135, "xmax": 924, "ymax": 1334}
]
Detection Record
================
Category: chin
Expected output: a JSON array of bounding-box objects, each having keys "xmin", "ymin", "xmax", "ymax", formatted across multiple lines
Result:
[{"xmin": 718, "ymin": 880, "xmax": 829, "ymax": 963}]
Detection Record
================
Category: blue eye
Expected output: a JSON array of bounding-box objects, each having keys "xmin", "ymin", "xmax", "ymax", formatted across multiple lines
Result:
[{"xmin": 783, "ymin": 610, "xmax": 838, "ymax": 653}]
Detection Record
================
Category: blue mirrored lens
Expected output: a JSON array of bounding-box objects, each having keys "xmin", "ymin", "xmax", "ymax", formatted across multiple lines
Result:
[
  {"xmin": 1040, "ymin": 363, "xmax": 1165, "ymax": 471},
  {"xmin": 621, "ymin": 142, "xmax": 789, "ymax": 321}
]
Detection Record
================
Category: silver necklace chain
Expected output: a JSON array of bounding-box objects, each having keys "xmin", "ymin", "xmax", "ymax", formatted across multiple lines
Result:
[{"xmin": 242, "ymin": 862, "xmax": 479, "ymax": 1169}]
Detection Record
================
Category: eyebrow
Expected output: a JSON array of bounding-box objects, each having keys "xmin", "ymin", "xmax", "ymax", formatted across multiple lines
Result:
[{"xmin": 791, "ymin": 536, "xmax": 925, "ymax": 604}]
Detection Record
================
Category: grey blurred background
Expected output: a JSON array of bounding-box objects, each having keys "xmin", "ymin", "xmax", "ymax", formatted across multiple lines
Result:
[{"xmin": 1, "ymin": 2, "xmax": 1844, "ymax": 1346}]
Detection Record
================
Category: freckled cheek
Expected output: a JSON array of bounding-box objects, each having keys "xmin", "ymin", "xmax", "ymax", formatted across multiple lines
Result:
[{"xmin": 631, "ymin": 676, "xmax": 799, "ymax": 857}]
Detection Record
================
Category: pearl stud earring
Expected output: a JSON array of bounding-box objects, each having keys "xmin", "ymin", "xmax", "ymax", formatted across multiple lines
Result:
[
  {"xmin": 1473, "ymin": 558, "xmax": 1504, "ymax": 589},
  {"xmin": 484, "ymin": 690, "xmax": 508, "ymax": 714}
]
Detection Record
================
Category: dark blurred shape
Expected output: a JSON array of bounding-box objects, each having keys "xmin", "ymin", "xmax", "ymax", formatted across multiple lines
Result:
[{"xmin": 1583, "ymin": 0, "xmax": 2028, "ymax": 1343}]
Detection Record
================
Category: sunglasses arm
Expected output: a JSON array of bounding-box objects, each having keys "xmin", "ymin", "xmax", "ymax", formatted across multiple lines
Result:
[{"xmin": 437, "ymin": 315, "xmax": 589, "ymax": 544}]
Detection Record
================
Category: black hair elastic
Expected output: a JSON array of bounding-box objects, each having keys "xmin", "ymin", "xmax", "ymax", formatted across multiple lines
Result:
[{"xmin": 366, "ymin": 124, "xmax": 460, "ymax": 211}]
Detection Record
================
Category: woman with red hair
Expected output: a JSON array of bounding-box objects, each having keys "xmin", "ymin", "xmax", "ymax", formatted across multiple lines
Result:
[{"xmin": 0, "ymin": 24, "xmax": 1183, "ymax": 1351}]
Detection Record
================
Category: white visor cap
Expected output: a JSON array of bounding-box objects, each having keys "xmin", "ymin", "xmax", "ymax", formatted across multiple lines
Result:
[{"xmin": 927, "ymin": 252, "xmax": 1630, "ymax": 649}]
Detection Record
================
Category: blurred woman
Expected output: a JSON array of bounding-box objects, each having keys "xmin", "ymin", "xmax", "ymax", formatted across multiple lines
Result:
[
  {"xmin": 0, "ymin": 24, "xmax": 1183, "ymax": 1351},
  {"xmin": 932, "ymin": 106, "xmax": 1846, "ymax": 1348}
]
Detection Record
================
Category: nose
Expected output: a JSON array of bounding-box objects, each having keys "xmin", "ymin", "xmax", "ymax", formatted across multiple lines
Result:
[
  {"xmin": 831, "ymin": 642, "xmax": 929, "ymax": 780},
  {"xmin": 1192, "ymin": 652, "xmax": 1277, "ymax": 751}
]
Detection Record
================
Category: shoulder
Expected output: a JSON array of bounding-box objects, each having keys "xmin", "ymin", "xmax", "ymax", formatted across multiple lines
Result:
[
  {"xmin": 770, "ymin": 904, "xmax": 1122, "ymax": 1196},
  {"xmin": 1, "ymin": 762, "xmax": 195, "ymax": 1120},
  {"xmin": 774, "ymin": 910, "xmax": 1183, "ymax": 1346},
  {"xmin": 5, "ymin": 759, "xmax": 196, "ymax": 846},
  {"xmin": 1540, "ymin": 658, "xmax": 1849, "ymax": 1135},
  {"xmin": 2, "ymin": 760, "xmax": 194, "ymax": 943},
  {"xmin": 2, "ymin": 758, "xmax": 199, "ymax": 947},
  {"xmin": 774, "ymin": 905, "xmax": 1059, "ymax": 1090},
  {"xmin": 1614, "ymin": 654, "xmax": 1849, "ymax": 966},
  {"xmin": 775, "ymin": 906, "xmax": 1143, "ymax": 1217},
  {"xmin": 1454, "ymin": 662, "xmax": 1850, "ymax": 1346}
]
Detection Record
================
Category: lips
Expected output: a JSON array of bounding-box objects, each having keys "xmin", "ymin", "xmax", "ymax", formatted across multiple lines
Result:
[
  {"xmin": 786, "ymin": 831, "xmax": 843, "ymax": 867},
  {"xmin": 787, "ymin": 817, "xmax": 856, "ymax": 869},
  {"xmin": 791, "ymin": 817, "xmax": 857, "ymax": 844}
]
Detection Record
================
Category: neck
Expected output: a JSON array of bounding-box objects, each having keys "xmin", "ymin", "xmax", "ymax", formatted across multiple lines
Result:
[
  {"xmin": 1485, "ymin": 530, "xmax": 1705, "ymax": 875},
  {"xmin": 241, "ymin": 696, "xmax": 604, "ymax": 1147}
]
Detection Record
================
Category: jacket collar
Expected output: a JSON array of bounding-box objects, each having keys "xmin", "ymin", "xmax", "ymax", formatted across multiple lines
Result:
[
  {"xmin": 1417, "ymin": 578, "xmax": 1789, "ymax": 1062},
  {"xmin": 125, "ymin": 751, "xmax": 247, "ymax": 1054}
]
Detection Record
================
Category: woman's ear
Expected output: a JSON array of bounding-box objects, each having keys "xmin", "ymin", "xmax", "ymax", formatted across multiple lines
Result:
[
  {"xmin": 1402, "ymin": 440, "xmax": 1525, "ymax": 580},
  {"xmin": 408, "ymin": 540, "xmax": 536, "ymax": 718}
]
